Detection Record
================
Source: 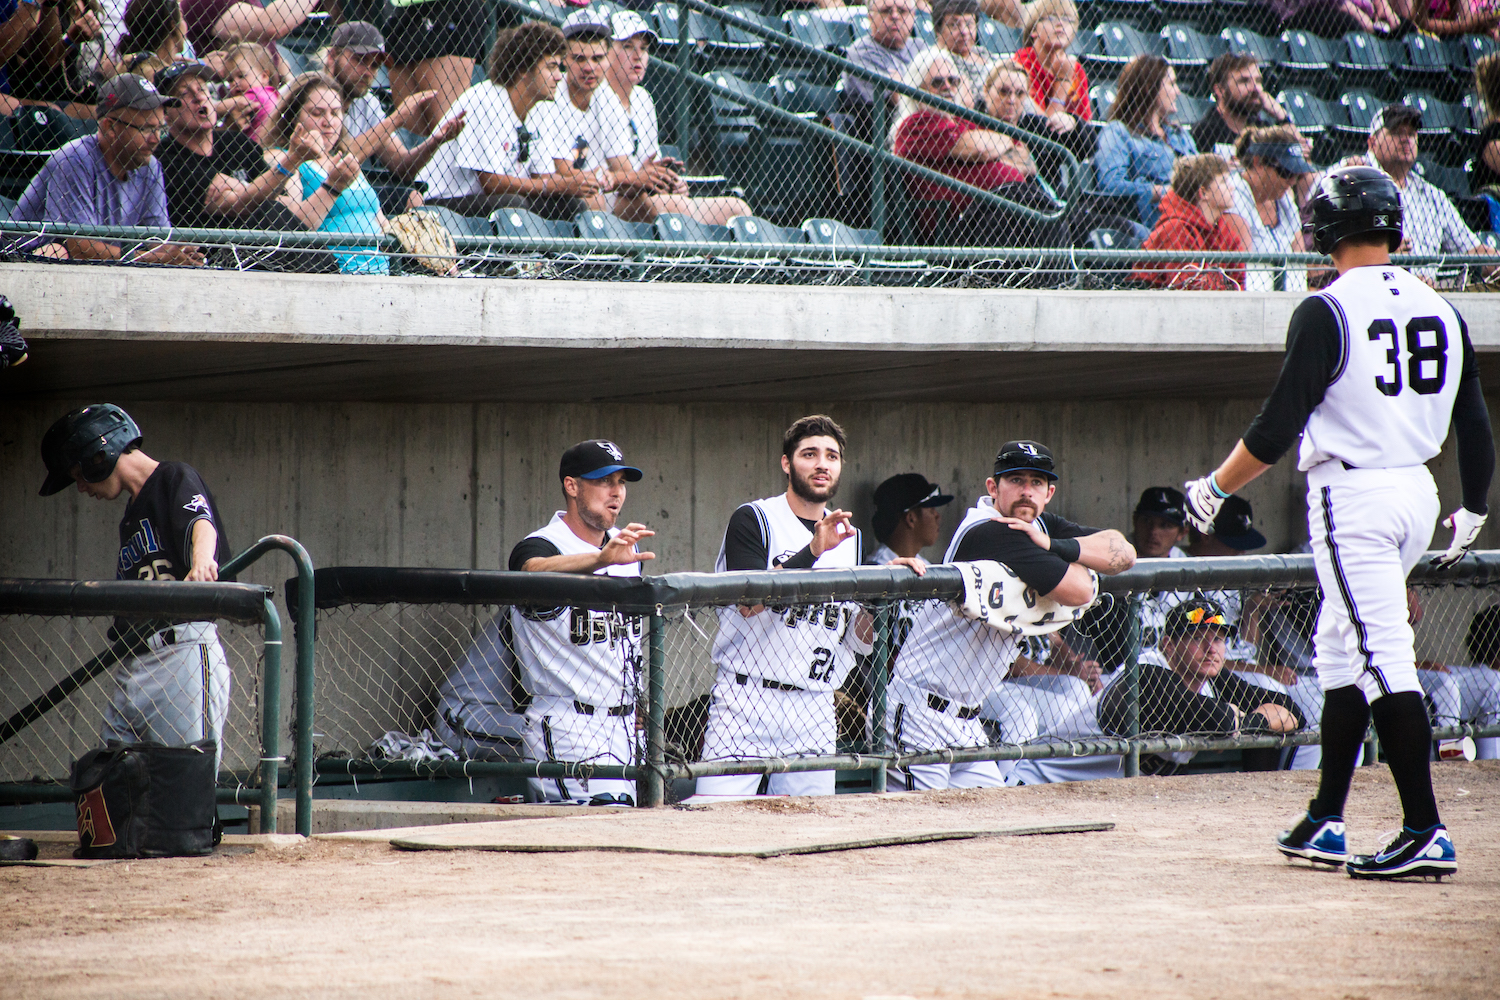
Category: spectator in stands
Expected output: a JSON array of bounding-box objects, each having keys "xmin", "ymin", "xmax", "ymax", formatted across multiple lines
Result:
[
  {"xmin": 1471, "ymin": 53, "xmax": 1500, "ymax": 196},
  {"xmin": 1095, "ymin": 54, "xmax": 1196, "ymax": 234},
  {"xmin": 1336, "ymin": 104, "xmax": 1492, "ymax": 284},
  {"xmin": 894, "ymin": 47, "xmax": 1073, "ymax": 246},
  {"xmin": 931, "ymin": 0, "xmax": 991, "ymax": 111},
  {"xmin": 1223, "ymin": 124, "xmax": 1314, "ymax": 292},
  {"xmin": 1131, "ymin": 487, "xmax": 1187, "ymax": 559},
  {"xmin": 383, "ymin": 0, "xmax": 492, "ymax": 136},
  {"xmin": 983, "ymin": 59, "xmax": 1094, "ymax": 180},
  {"xmin": 418, "ymin": 21, "xmax": 586, "ymax": 222},
  {"xmin": 1098, "ymin": 596, "xmax": 1302, "ymax": 775},
  {"xmin": 1191, "ymin": 53, "xmax": 1290, "ymax": 160},
  {"xmin": 325, "ymin": 22, "xmax": 464, "ymax": 188},
  {"xmin": 0, "ymin": 0, "xmax": 50, "ymax": 114},
  {"xmin": 1393, "ymin": 0, "xmax": 1498, "ymax": 38},
  {"xmin": 4, "ymin": 0, "xmax": 102, "ymax": 110},
  {"xmin": 1269, "ymin": 0, "xmax": 1405, "ymax": 37},
  {"xmin": 180, "ymin": 0, "xmax": 318, "ymax": 66},
  {"xmin": 602, "ymin": 10, "xmax": 749, "ymax": 225},
  {"xmin": 220, "ymin": 40, "xmax": 279, "ymax": 140},
  {"xmin": 841, "ymin": 0, "xmax": 926, "ymax": 135},
  {"xmin": 263, "ymin": 70, "xmax": 387, "ymax": 274},
  {"xmin": 1134, "ymin": 152, "xmax": 1246, "ymax": 290},
  {"xmin": 1012, "ymin": 0, "xmax": 1089, "ymax": 132},
  {"xmin": 112, "ymin": 0, "xmax": 184, "ymax": 78},
  {"xmin": 12, "ymin": 72, "xmax": 203, "ymax": 263}
]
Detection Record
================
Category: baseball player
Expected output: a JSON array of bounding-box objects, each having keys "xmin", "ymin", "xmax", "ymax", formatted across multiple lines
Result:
[
  {"xmin": 865, "ymin": 473, "xmax": 955, "ymax": 567},
  {"xmin": 38, "ymin": 404, "xmax": 232, "ymax": 759},
  {"xmin": 1184, "ymin": 165, "xmax": 1494, "ymax": 880},
  {"xmin": 888, "ymin": 441, "xmax": 1137, "ymax": 790},
  {"xmin": 509, "ymin": 439, "xmax": 654, "ymax": 805},
  {"xmin": 693, "ymin": 415, "xmax": 922, "ymax": 799}
]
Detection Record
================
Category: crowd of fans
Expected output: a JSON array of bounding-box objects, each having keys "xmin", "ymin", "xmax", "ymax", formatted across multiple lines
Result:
[{"xmin": 3, "ymin": 0, "xmax": 1500, "ymax": 281}]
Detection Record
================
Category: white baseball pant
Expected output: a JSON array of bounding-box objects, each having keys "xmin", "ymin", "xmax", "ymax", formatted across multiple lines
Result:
[
  {"xmin": 693, "ymin": 670, "xmax": 836, "ymax": 798},
  {"xmin": 102, "ymin": 621, "xmax": 229, "ymax": 766},
  {"xmin": 522, "ymin": 696, "xmax": 637, "ymax": 802},
  {"xmin": 886, "ymin": 678, "xmax": 1009, "ymax": 791}
]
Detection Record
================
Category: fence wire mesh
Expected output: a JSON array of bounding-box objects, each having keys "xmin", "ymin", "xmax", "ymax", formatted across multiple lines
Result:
[
  {"xmin": 306, "ymin": 563, "xmax": 1500, "ymax": 799},
  {"xmin": 5, "ymin": 0, "xmax": 1500, "ymax": 286},
  {"xmin": 0, "ymin": 613, "xmax": 267, "ymax": 788}
]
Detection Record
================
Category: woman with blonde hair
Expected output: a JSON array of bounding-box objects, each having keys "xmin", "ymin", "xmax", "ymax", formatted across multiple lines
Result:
[
  {"xmin": 263, "ymin": 72, "xmax": 389, "ymax": 274},
  {"xmin": 1012, "ymin": 0, "xmax": 1089, "ymax": 130},
  {"xmin": 1095, "ymin": 53, "xmax": 1196, "ymax": 232},
  {"xmin": 983, "ymin": 58, "xmax": 1094, "ymax": 177}
]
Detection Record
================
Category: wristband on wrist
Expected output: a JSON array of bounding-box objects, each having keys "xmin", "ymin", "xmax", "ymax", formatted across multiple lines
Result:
[
  {"xmin": 1206, "ymin": 472, "xmax": 1231, "ymax": 499},
  {"xmin": 273, "ymin": 160, "xmax": 293, "ymax": 177},
  {"xmin": 1048, "ymin": 536, "xmax": 1081, "ymax": 562}
]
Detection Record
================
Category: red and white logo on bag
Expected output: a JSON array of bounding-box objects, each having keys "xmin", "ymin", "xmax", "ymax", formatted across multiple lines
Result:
[{"xmin": 77, "ymin": 787, "xmax": 117, "ymax": 848}]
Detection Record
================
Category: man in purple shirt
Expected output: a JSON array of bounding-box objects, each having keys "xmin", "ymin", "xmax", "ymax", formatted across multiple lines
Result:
[{"xmin": 13, "ymin": 73, "xmax": 204, "ymax": 265}]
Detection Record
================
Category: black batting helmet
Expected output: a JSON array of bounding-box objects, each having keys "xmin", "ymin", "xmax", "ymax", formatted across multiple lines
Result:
[
  {"xmin": 1303, "ymin": 165, "xmax": 1403, "ymax": 256},
  {"xmin": 39, "ymin": 404, "xmax": 143, "ymax": 496}
]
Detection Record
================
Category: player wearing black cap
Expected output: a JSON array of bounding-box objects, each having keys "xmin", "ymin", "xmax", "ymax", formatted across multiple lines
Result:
[
  {"xmin": 504, "ymin": 439, "xmax": 654, "ymax": 804},
  {"xmin": 866, "ymin": 473, "xmax": 955, "ymax": 566},
  {"xmin": 38, "ymin": 404, "xmax": 232, "ymax": 760},
  {"xmin": 1184, "ymin": 164, "xmax": 1495, "ymax": 880},
  {"xmin": 885, "ymin": 440, "xmax": 1136, "ymax": 790},
  {"xmin": 1131, "ymin": 486, "xmax": 1188, "ymax": 559}
]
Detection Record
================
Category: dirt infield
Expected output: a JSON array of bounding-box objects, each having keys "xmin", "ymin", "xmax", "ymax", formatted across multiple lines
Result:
[{"xmin": 4, "ymin": 763, "xmax": 1500, "ymax": 1000}]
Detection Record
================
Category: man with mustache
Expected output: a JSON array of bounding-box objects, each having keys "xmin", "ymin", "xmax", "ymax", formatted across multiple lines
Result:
[
  {"xmin": 887, "ymin": 440, "xmax": 1135, "ymax": 790},
  {"xmin": 1190, "ymin": 52, "xmax": 1289, "ymax": 160}
]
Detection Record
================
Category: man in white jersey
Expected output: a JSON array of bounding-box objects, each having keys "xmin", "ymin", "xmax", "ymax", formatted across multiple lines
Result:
[
  {"xmin": 889, "ymin": 440, "xmax": 1136, "ymax": 790},
  {"xmin": 1185, "ymin": 165, "xmax": 1495, "ymax": 880},
  {"xmin": 692, "ymin": 414, "xmax": 924, "ymax": 799},
  {"xmin": 507, "ymin": 439, "xmax": 655, "ymax": 805},
  {"xmin": 601, "ymin": 10, "xmax": 751, "ymax": 225}
]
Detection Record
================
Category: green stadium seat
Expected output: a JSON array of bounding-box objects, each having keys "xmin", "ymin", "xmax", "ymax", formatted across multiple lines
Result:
[
  {"xmin": 914, "ymin": 10, "xmax": 936, "ymax": 43},
  {"xmin": 1398, "ymin": 34, "xmax": 1462, "ymax": 101},
  {"xmin": 492, "ymin": 207, "xmax": 575, "ymax": 240},
  {"xmin": 1084, "ymin": 21, "xmax": 1167, "ymax": 77},
  {"xmin": 1280, "ymin": 89, "xmax": 1346, "ymax": 138},
  {"xmin": 1337, "ymin": 32, "xmax": 1400, "ymax": 99},
  {"xmin": 576, "ymin": 210, "xmax": 656, "ymax": 242},
  {"xmin": 9, "ymin": 106, "xmax": 92, "ymax": 150},
  {"xmin": 1160, "ymin": 23, "xmax": 1227, "ymax": 94},
  {"xmin": 730, "ymin": 214, "xmax": 805, "ymax": 244},
  {"xmin": 1414, "ymin": 157, "xmax": 1472, "ymax": 200},
  {"xmin": 1279, "ymin": 28, "xmax": 1341, "ymax": 97},
  {"xmin": 655, "ymin": 212, "xmax": 734, "ymax": 243},
  {"xmin": 1173, "ymin": 93, "xmax": 1211, "ymax": 127},
  {"xmin": 1462, "ymin": 93, "xmax": 1486, "ymax": 136},
  {"xmin": 1090, "ymin": 78, "xmax": 1119, "ymax": 120},
  {"xmin": 773, "ymin": 75, "xmax": 838, "ymax": 119},
  {"xmin": 1088, "ymin": 226, "xmax": 1140, "ymax": 250},
  {"xmin": 0, "ymin": 194, "xmax": 16, "ymax": 220},
  {"xmin": 415, "ymin": 205, "xmax": 493, "ymax": 237},
  {"xmin": 1219, "ymin": 25, "xmax": 1288, "ymax": 69},
  {"xmin": 1157, "ymin": 0, "xmax": 1220, "ymax": 34},
  {"xmin": 977, "ymin": 16, "xmax": 1020, "ymax": 55},
  {"xmin": 1085, "ymin": 0, "xmax": 1166, "ymax": 33},
  {"xmin": 1477, "ymin": 230, "xmax": 1500, "ymax": 251},
  {"xmin": 803, "ymin": 217, "xmax": 881, "ymax": 246}
]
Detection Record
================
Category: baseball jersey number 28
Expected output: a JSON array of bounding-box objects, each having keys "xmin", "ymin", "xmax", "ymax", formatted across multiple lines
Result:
[{"xmin": 1367, "ymin": 316, "xmax": 1447, "ymax": 397}]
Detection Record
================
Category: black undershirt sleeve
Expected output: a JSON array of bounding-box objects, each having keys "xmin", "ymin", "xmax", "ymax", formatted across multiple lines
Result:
[
  {"xmin": 721, "ymin": 505, "xmax": 770, "ymax": 571},
  {"xmin": 1451, "ymin": 316, "xmax": 1494, "ymax": 515},
  {"xmin": 952, "ymin": 519, "xmax": 1075, "ymax": 596},
  {"xmin": 1217, "ymin": 670, "xmax": 1306, "ymax": 730},
  {"xmin": 509, "ymin": 537, "xmax": 562, "ymax": 571},
  {"xmin": 1241, "ymin": 295, "xmax": 1342, "ymax": 465}
]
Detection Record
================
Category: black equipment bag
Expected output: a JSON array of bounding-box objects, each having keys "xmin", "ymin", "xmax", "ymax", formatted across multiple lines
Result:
[{"xmin": 70, "ymin": 741, "xmax": 219, "ymax": 859}]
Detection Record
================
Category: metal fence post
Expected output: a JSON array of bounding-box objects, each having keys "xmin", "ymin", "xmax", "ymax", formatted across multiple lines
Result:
[
  {"xmin": 869, "ymin": 602, "xmax": 893, "ymax": 793},
  {"xmin": 640, "ymin": 608, "xmax": 667, "ymax": 807},
  {"xmin": 870, "ymin": 80, "xmax": 887, "ymax": 241},
  {"xmin": 675, "ymin": 0, "xmax": 692, "ymax": 165},
  {"xmin": 1123, "ymin": 595, "xmax": 1142, "ymax": 778},
  {"xmin": 258, "ymin": 596, "xmax": 282, "ymax": 834}
]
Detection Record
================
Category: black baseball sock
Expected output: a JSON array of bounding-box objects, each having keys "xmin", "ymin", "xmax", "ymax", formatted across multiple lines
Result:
[
  {"xmin": 1310, "ymin": 685, "xmax": 1370, "ymax": 821},
  {"xmin": 1370, "ymin": 691, "xmax": 1442, "ymax": 832}
]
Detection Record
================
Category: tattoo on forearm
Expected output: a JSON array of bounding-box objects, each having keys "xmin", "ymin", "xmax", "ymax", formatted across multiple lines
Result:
[{"xmin": 1106, "ymin": 534, "xmax": 1133, "ymax": 573}]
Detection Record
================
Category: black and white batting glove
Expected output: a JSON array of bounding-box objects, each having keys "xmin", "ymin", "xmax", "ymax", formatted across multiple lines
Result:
[
  {"xmin": 1431, "ymin": 508, "xmax": 1487, "ymax": 569},
  {"xmin": 1182, "ymin": 474, "xmax": 1229, "ymax": 534},
  {"xmin": 0, "ymin": 319, "xmax": 26, "ymax": 370}
]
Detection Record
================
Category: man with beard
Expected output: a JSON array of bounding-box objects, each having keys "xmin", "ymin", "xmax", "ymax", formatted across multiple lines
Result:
[
  {"xmin": 1191, "ymin": 53, "xmax": 1290, "ymax": 160},
  {"xmin": 503, "ymin": 439, "xmax": 655, "ymax": 804},
  {"xmin": 692, "ymin": 415, "xmax": 923, "ymax": 799},
  {"xmin": 887, "ymin": 440, "xmax": 1135, "ymax": 790}
]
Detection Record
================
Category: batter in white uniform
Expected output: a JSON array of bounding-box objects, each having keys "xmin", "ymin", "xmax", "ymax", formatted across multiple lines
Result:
[{"xmin": 1185, "ymin": 166, "xmax": 1495, "ymax": 880}]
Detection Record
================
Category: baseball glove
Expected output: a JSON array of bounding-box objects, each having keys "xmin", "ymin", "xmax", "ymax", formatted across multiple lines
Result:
[
  {"xmin": 388, "ymin": 211, "xmax": 459, "ymax": 276},
  {"xmin": 0, "ymin": 295, "xmax": 26, "ymax": 369},
  {"xmin": 952, "ymin": 559, "xmax": 1099, "ymax": 637}
]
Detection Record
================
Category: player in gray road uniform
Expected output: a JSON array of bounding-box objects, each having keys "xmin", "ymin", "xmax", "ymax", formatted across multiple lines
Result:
[
  {"xmin": 1185, "ymin": 165, "xmax": 1495, "ymax": 881},
  {"xmin": 39, "ymin": 404, "xmax": 232, "ymax": 760}
]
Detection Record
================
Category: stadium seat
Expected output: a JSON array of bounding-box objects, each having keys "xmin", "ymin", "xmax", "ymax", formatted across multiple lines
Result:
[
  {"xmin": 415, "ymin": 205, "xmax": 492, "ymax": 237},
  {"xmin": 708, "ymin": 70, "xmax": 774, "ymax": 180},
  {"xmin": 774, "ymin": 75, "xmax": 839, "ymax": 119},
  {"xmin": 0, "ymin": 150, "xmax": 49, "ymax": 199},
  {"xmin": 1414, "ymin": 157, "xmax": 1472, "ymax": 200},
  {"xmin": 1278, "ymin": 28, "xmax": 1341, "ymax": 97},
  {"xmin": 914, "ymin": 10, "xmax": 936, "ymax": 43},
  {"xmin": 1405, "ymin": 92, "xmax": 1472, "ymax": 166},
  {"xmin": 730, "ymin": 214, "xmax": 805, "ymax": 244},
  {"xmin": 1173, "ymin": 93, "xmax": 1211, "ymax": 127},
  {"xmin": 1088, "ymin": 226, "xmax": 1141, "ymax": 250},
  {"xmin": 655, "ymin": 213, "xmax": 734, "ymax": 243},
  {"xmin": 492, "ymin": 207, "xmax": 575, "ymax": 240},
  {"xmin": 1090, "ymin": 79, "xmax": 1119, "ymax": 120},
  {"xmin": 1336, "ymin": 32, "xmax": 1400, "ymax": 98},
  {"xmin": 1457, "ymin": 33, "xmax": 1500, "ymax": 85},
  {"xmin": 717, "ymin": 5, "xmax": 778, "ymax": 79},
  {"xmin": 1085, "ymin": 0, "xmax": 1165, "ymax": 33},
  {"xmin": 1398, "ymin": 34, "xmax": 1462, "ymax": 101},
  {"xmin": 977, "ymin": 16, "xmax": 1020, "ymax": 56},
  {"xmin": 802, "ymin": 217, "xmax": 929, "ymax": 283},
  {"xmin": 1219, "ymin": 25, "xmax": 1289, "ymax": 69},
  {"xmin": 1330, "ymin": 88, "xmax": 1382, "ymax": 158},
  {"xmin": 576, "ymin": 210, "xmax": 657, "ymax": 242},
  {"xmin": 0, "ymin": 194, "xmax": 16, "ymax": 220},
  {"xmin": 1068, "ymin": 26, "xmax": 1103, "ymax": 62},
  {"xmin": 276, "ymin": 43, "xmax": 309, "ymax": 77},
  {"xmin": 1084, "ymin": 21, "xmax": 1167, "ymax": 77},
  {"xmin": 1156, "ymin": 0, "xmax": 1220, "ymax": 34},
  {"xmin": 779, "ymin": 10, "xmax": 854, "ymax": 84},
  {"xmin": 9, "ymin": 106, "xmax": 92, "ymax": 150},
  {"xmin": 1279, "ymin": 89, "xmax": 1346, "ymax": 139},
  {"xmin": 1160, "ymin": 23, "xmax": 1227, "ymax": 94},
  {"xmin": 1477, "ymin": 230, "xmax": 1500, "ymax": 252}
]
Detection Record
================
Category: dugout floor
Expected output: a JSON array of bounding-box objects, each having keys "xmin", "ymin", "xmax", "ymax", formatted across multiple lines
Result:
[{"xmin": 5, "ymin": 764, "xmax": 1499, "ymax": 1000}]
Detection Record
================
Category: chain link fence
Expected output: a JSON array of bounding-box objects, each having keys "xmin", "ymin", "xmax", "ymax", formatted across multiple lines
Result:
[
  {"xmin": 4, "ymin": 0, "xmax": 1499, "ymax": 286},
  {"xmin": 301, "ymin": 556, "xmax": 1500, "ymax": 806},
  {"xmin": 0, "ymin": 580, "xmax": 282, "ymax": 818}
]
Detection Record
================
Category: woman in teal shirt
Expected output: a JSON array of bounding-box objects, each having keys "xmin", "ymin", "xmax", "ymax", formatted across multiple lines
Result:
[{"xmin": 264, "ymin": 71, "xmax": 389, "ymax": 274}]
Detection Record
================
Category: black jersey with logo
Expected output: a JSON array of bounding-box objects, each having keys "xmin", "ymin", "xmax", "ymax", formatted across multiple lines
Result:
[{"xmin": 116, "ymin": 462, "xmax": 231, "ymax": 582}]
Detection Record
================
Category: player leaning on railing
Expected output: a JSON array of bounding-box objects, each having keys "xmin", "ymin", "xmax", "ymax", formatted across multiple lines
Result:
[{"xmin": 1185, "ymin": 166, "xmax": 1496, "ymax": 882}]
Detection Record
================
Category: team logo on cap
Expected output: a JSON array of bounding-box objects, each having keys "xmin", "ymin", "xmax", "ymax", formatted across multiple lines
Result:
[
  {"xmin": 1017, "ymin": 443, "xmax": 1039, "ymax": 457},
  {"xmin": 1374, "ymin": 215, "xmax": 1388, "ymax": 227},
  {"xmin": 599, "ymin": 440, "xmax": 623, "ymax": 461}
]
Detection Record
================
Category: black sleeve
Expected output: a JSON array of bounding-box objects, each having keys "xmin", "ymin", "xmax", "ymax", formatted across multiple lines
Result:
[
  {"xmin": 1216, "ymin": 671, "xmax": 1306, "ymax": 729},
  {"xmin": 952, "ymin": 519, "xmax": 1073, "ymax": 595},
  {"xmin": 162, "ymin": 464, "xmax": 224, "ymax": 566},
  {"xmin": 508, "ymin": 537, "xmax": 562, "ymax": 571},
  {"xmin": 1098, "ymin": 664, "xmax": 1237, "ymax": 737},
  {"xmin": 1039, "ymin": 513, "xmax": 1102, "ymax": 539},
  {"xmin": 1451, "ymin": 316, "xmax": 1494, "ymax": 515},
  {"xmin": 1242, "ymin": 295, "xmax": 1343, "ymax": 465},
  {"xmin": 721, "ymin": 505, "xmax": 769, "ymax": 571}
]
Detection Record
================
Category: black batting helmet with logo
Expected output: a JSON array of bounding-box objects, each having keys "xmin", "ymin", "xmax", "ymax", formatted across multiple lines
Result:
[
  {"xmin": 1303, "ymin": 165, "xmax": 1403, "ymax": 256},
  {"xmin": 39, "ymin": 404, "xmax": 143, "ymax": 496}
]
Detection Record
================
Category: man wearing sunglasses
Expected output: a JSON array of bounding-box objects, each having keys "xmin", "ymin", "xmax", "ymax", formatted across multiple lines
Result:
[
  {"xmin": 885, "ymin": 440, "xmax": 1136, "ymax": 791},
  {"xmin": 11, "ymin": 73, "xmax": 203, "ymax": 264},
  {"xmin": 1098, "ymin": 597, "xmax": 1302, "ymax": 775}
]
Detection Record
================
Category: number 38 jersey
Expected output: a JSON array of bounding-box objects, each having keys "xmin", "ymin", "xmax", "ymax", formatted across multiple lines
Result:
[
  {"xmin": 1297, "ymin": 266, "xmax": 1470, "ymax": 471},
  {"xmin": 710, "ymin": 494, "xmax": 872, "ymax": 692},
  {"xmin": 510, "ymin": 513, "xmax": 644, "ymax": 708}
]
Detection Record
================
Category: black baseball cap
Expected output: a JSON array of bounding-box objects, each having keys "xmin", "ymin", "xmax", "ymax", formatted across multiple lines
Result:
[
  {"xmin": 1209, "ymin": 495, "xmax": 1266, "ymax": 551},
  {"xmin": 154, "ymin": 60, "xmax": 216, "ymax": 97},
  {"xmin": 96, "ymin": 73, "xmax": 180, "ymax": 118},
  {"xmin": 331, "ymin": 20, "xmax": 386, "ymax": 54},
  {"xmin": 993, "ymin": 440, "xmax": 1056, "ymax": 481},
  {"xmin": 1244, "ymin": 141, "xmax": 1315, "ymax": 177},
  {"xmin": 559, "ymin": 439, "xmax": 642, "ymax": 482},
  {"xmin": 1370, "ymin": 103, "xmax": 1422, "ymax": 135},
  {"xmin": 1134, "ymin": 486, "xmax": 1186, "ymax": 526},
  {"xmin": 872, "ymin": 473, "xmax": 954, "ymax": 541},
  {"xmin": 1163, "ymin": 596, "xmax": 1236, "ymax": 639}
]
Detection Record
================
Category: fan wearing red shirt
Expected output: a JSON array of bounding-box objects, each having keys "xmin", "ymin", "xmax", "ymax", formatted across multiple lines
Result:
[
  {"xmin": 1134, "ymin": 153, "xmax": 1246, "ymax": 291},
  {"xmin": 1013, "ymin": 0, "xmax": 1090, "ymax": 128}
]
